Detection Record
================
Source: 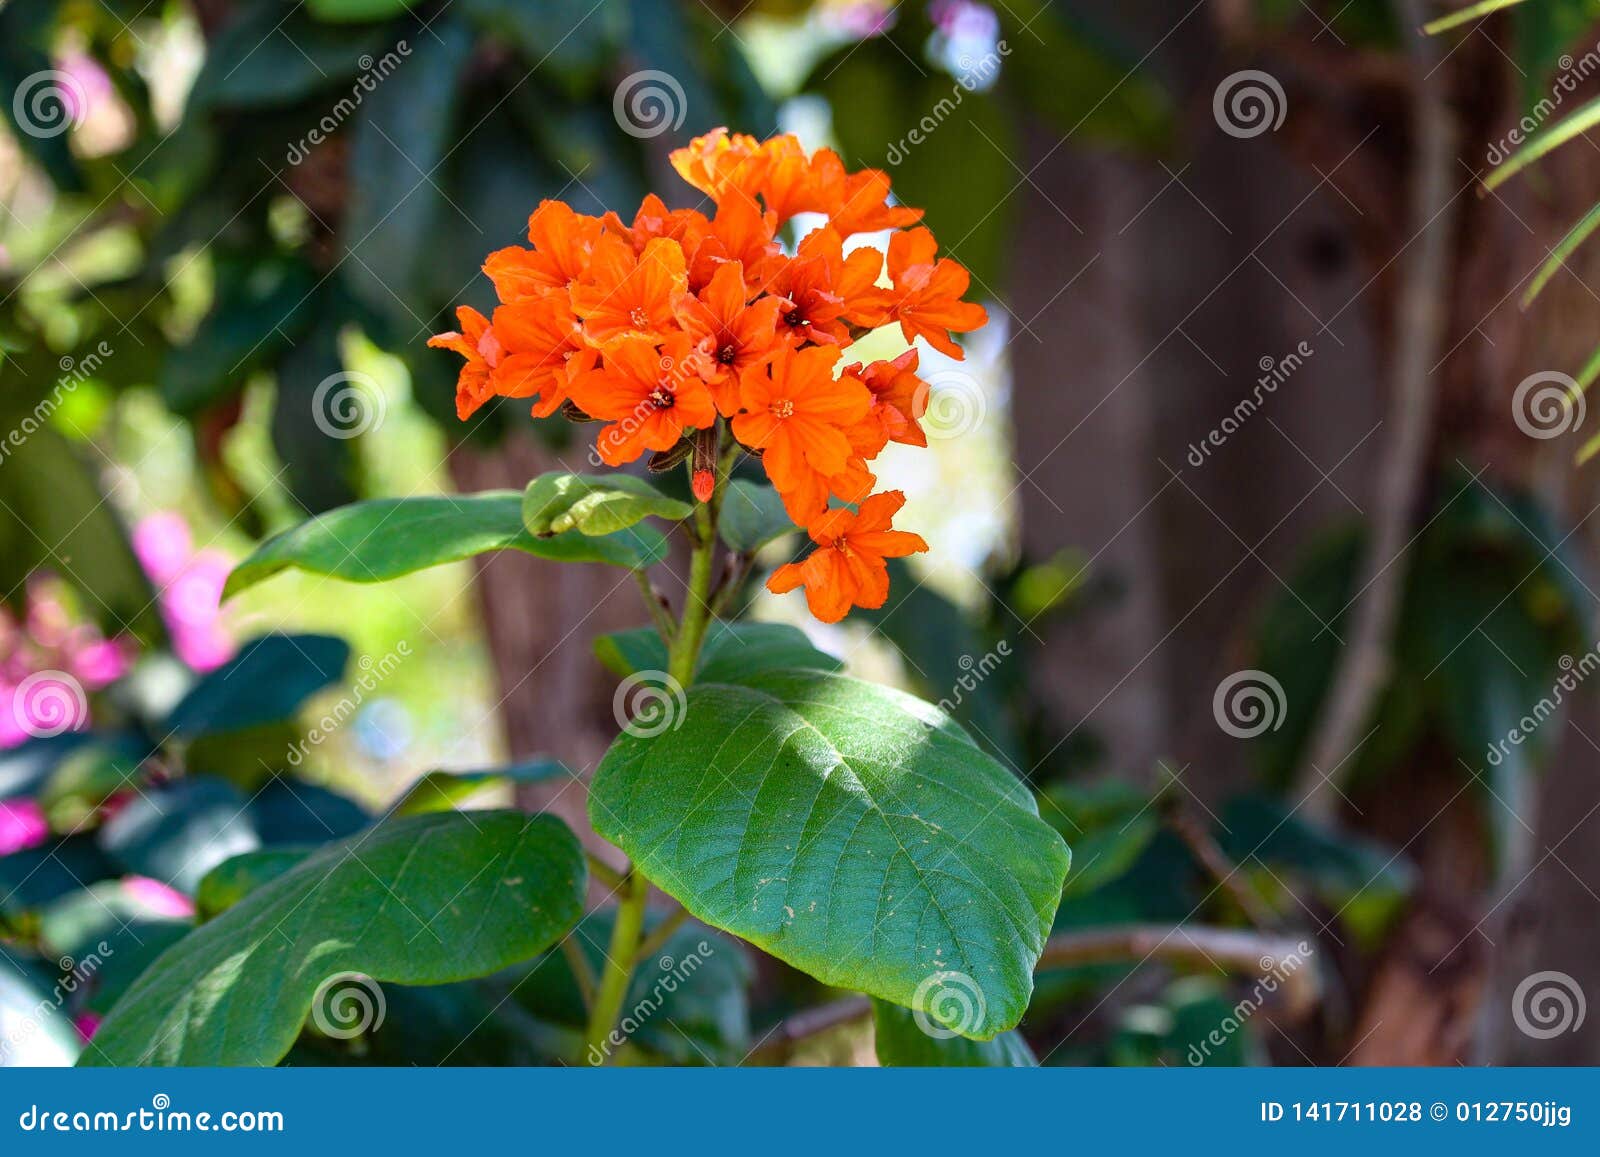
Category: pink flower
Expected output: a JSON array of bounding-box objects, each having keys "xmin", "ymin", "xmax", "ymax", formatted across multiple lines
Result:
[
  {"xmin": 0, "ymin": 799, "xmax": 48, "ymax": 855},
  {"xmin": 122, "ymin": 876, "xmax": 195, "ymax": 919},
  {"xmin": 70, "ymin": 639, "xmax": 133, "ymax": 688},
  {"xmin": 73, "ymin": 1014, "xmax": 102, "ymax": 1042},
  {"xmin": 132, "ymin": 513, "xmax": 194, "ymax": 586}
]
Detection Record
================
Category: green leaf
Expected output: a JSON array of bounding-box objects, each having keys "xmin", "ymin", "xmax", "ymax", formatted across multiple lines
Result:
[
  {"xmin": 306, "ymin": 0, "xmax": 415, "ymax": 22},
  {"xmin": 0, "ymin": 837, "xmax": 117, "ymax": 917},
  {"xmin": 82, "ymin": 811, "xmax": 587, "ymax": 1066},
  {"xmin": 0, "ymin": 427, "xmax": 165, "ymax": 646},
  {"xmin": 594, "ymin": 621, "xmax": 840, "ymax": 684},
  {"xmin": 1423, "ymin": 0, "xmax": 1528, "ymax": 36},
  {"xmin": 190, "ymin": 7, "xmax": 401, "ymax": 108},
  {"xmin": 390, "ymin": 760, "xmax": 569, "ymax": 816},
  {"xmin": 522, "ymin": 472, "xmax": 692, "ymax": 538},
  {"xmin": 344, "ymin": 19, "xmax": 474, "ymax": 324},
  {"xmin": 873, "ymin": 999, "xmax": 1037, "ymax": 1066},
  {"xmin": 718, "ymin": 480, "xmax": 794, "ymax": 553},
  {"xmin": 590, "ymin": 670, "xmax": 1070, "ymax": 1039},
  {"xmin": 159, "ymin": 253, "xmax": 318, "ymax": 414},
  {"xmin": 459, "ymin": 0, "xmax": 623, "ymax": 85},
  {"xmin": 165, "ymin": 634, "xmax": 351, "ymax": 738},
  {"xmin": 1485, "ymin": 92, "xmax": 1600, "ymax": 191},
  {"xmin": 224, "ymin": 492, "xmax": 668, "ymax": 602},
  {"xmin": 195, "ymin": 847, "xmax": 315, "ymax": 921},
  {"xmin": 97, "ymin": 776, "xmax": 262, "ymax": 896},
  {"xmin": 1523, "ymin": 202, "xmax": 1600, "ymax": 308},
  {"xmin": 271, "ymin": 303, "xmax": 361, "ymax": 515},
  {"xmin": 35, "ymin": 736, "xmax": 149, "ymax": 832},
  {"xmin": 1, "ymin": 735, "xmax": 94, "ymax": 800}
]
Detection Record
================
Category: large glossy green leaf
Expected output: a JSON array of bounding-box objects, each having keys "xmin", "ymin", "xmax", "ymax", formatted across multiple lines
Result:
[
  {"xmin": 590, "ymin": 670, "xmax": 1070, "ymax": 1039},
  {"xmin": 873, "ymin": 999, "xmax": 1037, "ymax": 1066},
  {"xmin": 594, "ymin": 621, "xmax": 840, "ymax": 684},
  {"xmin": 522, "ymin": 472, "xmax": 692, "ymax": 537},
  {"xmin": 82, "ymin": 811, "xmax": 586, "ymax": 1066},
  {"xmin": 224, "ymin": 492, "xmax": 668, "ymax": 601}
]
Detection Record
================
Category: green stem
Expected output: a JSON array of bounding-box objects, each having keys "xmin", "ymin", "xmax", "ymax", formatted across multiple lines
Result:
[
  {"xmin": 582, "ymin": 867, "xmax": 651, "ymax": 1064},
  {"xmin": 583, "ymin": 455, "xmax": 727, "ymax": 1063}
]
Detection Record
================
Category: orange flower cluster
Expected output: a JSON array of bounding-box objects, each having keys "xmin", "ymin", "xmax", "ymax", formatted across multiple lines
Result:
[{"xmin": 430, "ymin": 129, "xmax": 988, "ymax": 622}]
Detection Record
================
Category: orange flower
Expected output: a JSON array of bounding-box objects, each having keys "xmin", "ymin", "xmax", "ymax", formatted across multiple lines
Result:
[
  {"xmin": 844, "ymin": 349, "xmax": 929, "ymax": 449},
  {"xmin": 608, "ymin": 194, "xmax": 711, "ymax": 258},
  {"xmin": 688, "ymin": 193, "xmax": 784, "ymax": 294},
  {"xmin": 758, "ymin": 138, "xmax": 843, "ymax": 224},
  {"xmin": 484, "ymin": 200, "xmax": 604, "ymax": 300},
  {"xmin": 830, "ymin": 168, "xmax": 923, "ymax": 237},
  {"xmin": 570, "ymin": 236, "xmax": 688, "ymax": 347},
  {"xmin": 881, "ymin": 227, "xmax": 987, "ymax": 358},
  {"xmin": 673, "ymin": 261, "xmax": 789, "ymax": 415},
  {"xmin": 670, "ymin": 128, "xmax": 768, "ymax": 204},
  {"xmin": 769, "ymin": 227, "xmax": 886, "ymax": 345},
  {"xmin": 767, "ymin": 491, "xmax": 929, "ymax": 623},
  {"xmin": 567, "ymin": 335, "xmax": 716, "ymax": 466},
  {"xmin": 428, "ymin": 306, "xmax": 501, "ymax": 421},
  {"xmin": 491, "ymin": 291, "xmax": 585, "ymax": 418},
  {"xmin": 733, "ymin": 345, "xmax": 872, "ymax": 522}
]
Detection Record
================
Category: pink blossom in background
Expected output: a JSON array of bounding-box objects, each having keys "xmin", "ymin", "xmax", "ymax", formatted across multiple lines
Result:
[
  {"xmin": 73, "ymin": 1014, "xmax": 102, "ymax": 1042},
  {"xmin": 820, "ymin": 0, "xmax": 896, "ymax": 38},
  {"xmin": 69, "ymin": 638, "xmax": 134, "ymax": 687},
  {"xmin": 0, "ymin": 799, "xmax": 48, "ymax": 855},
  {"xmin": 122, "ymin": 876, "xmax": 195, "ymax": 919},
  {"xmin": 132, "ymin": 512, "xmax": 193, "ymax": 586},
  {"xmin": 53, "ymin": 50, "xmax": 113, "ymax": 125},
  {"xmin": 134, "ymin": 514, "xmax": 235, "ymax": 673},
  {"xmin": 0, "ymin": 682, "xmax": 25, "ymax": 749}
]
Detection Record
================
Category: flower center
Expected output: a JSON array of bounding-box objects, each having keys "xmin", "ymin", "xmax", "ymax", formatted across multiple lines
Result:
[
  {"xmin": 648, "ymin": 387, "xmax": 674, "ymax": 410},
  {"xmin": 717, "ymin": 343, "xmax": 738, "ymax": 365},
  {"xmin": 832, "ymin": 536, "xmax": 852, "ymax": 555},
  {"xmin": 629, "ymin": 306, "xmax": 650, "ymax": 328},
  {"xmin": 771, "ymin": 399, "xmax": 795, "ymax": 419},
  {"xmin": 784, "ymin": 308, "xmax": 807, "ymax": 329}
]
